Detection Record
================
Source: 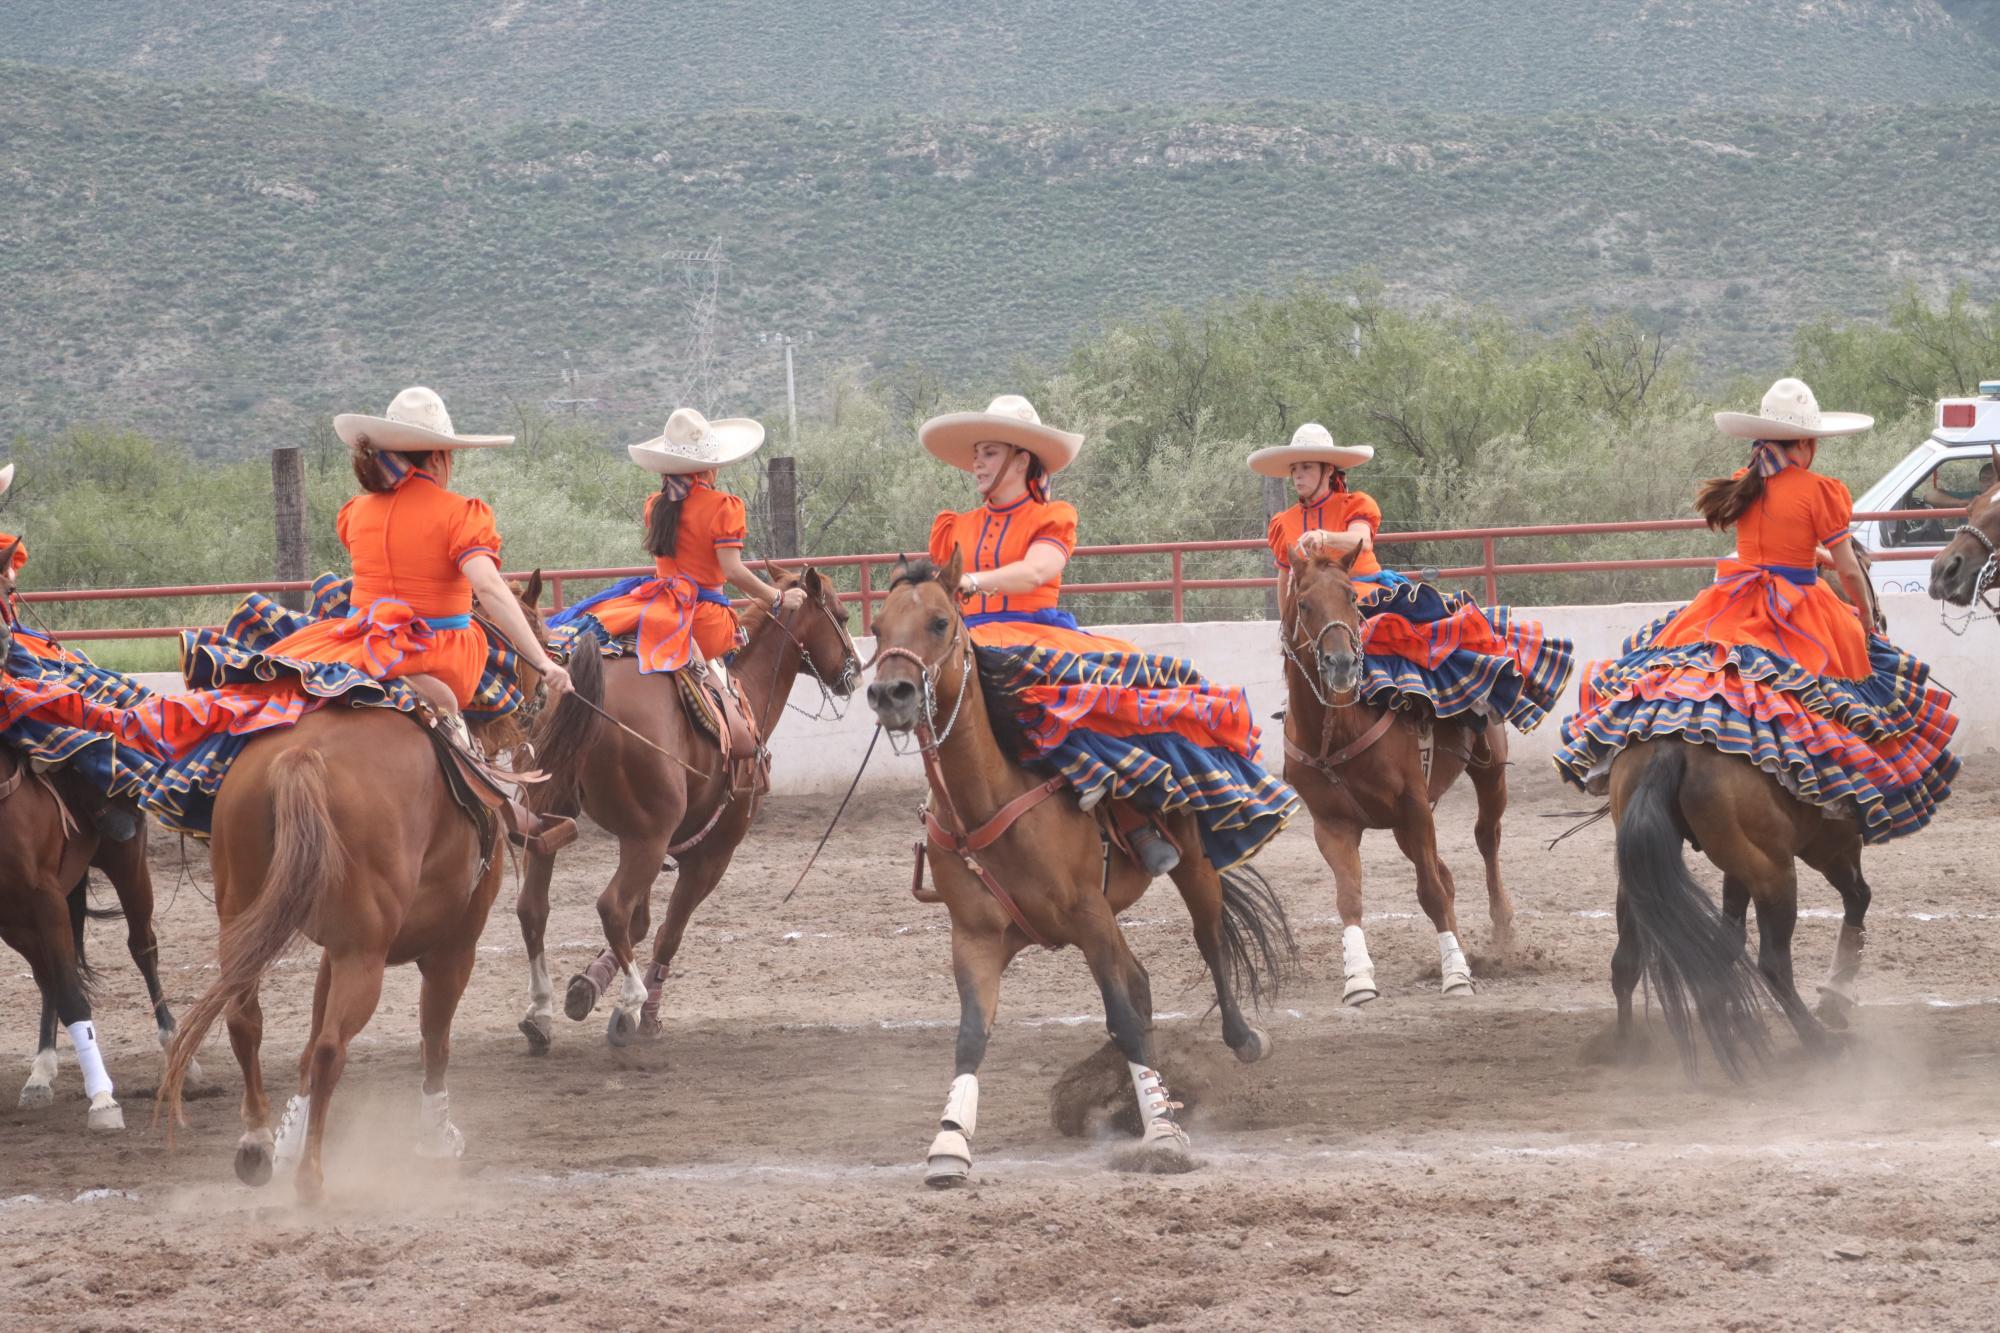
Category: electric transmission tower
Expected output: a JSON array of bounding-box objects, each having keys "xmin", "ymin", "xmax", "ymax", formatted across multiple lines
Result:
[{"xmin": 663, "ymin": 237, "xmax": 728, "ymax": 412}]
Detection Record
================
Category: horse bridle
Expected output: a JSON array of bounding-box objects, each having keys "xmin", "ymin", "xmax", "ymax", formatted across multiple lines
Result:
[
  {"xmin": 1942, "ymin": 516, "xmax": 2000, "ymax": 635},
  {"xmin": 758, "ymin": 585, "xmax": 863, "ymax": 721},
  {"xmin": 874, "ymin": 617, "xmax": 975, "ymax": 758},
  {"xmin": 1281, "ymin": 610, "xmax": 1363, "ymax": 710}
]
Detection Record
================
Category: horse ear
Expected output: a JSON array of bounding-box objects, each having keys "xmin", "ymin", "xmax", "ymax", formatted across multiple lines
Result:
[
  {"xmin": 1336, "ymin": 545, "xmax": 1361, "ymax": 572},
  {"xmin": 941, "ymin": 547, "xmax": 965, "ymax": 589},
  {"xmin": 800, "ymin": 564, "xmax": 823, "ymax": 595},
  {"xmin": 523, "ymin": 569, "xmax": 543, "ymax": 608}
]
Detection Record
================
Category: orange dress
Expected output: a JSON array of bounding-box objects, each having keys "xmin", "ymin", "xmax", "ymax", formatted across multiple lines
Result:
[
  {"xmin": 928, "ymin": 494, "xmax": 1106, "ymax": 653},
  {"xmin": 261, "ymin": 472, "xmax": 501, "ymax": 705},
  {"xmin": 547, "ymin": 478, "xmax": 746, "ymax": 671},
  {"xmin": 1265, "ymin": 489, "xmax": 1383, "ymax": 582},
  {"xmin": 1649, "ymin": 467, "xmax": 1869, "ymax": 679}
]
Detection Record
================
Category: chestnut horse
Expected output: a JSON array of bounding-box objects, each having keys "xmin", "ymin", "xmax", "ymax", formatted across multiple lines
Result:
[
  {"xmin": 157, "ymin": 578, "xmax": 563, "ymax": 1202},
  {"xmin": 866, "ymin": 552, "xmax": 1294, "ymax": 1186},
  {"xmin": 1281, "ymin": 546, "xmax": 1514, "ymax": 1004},
  {"xmin": 519, "ymin": 566, "xmax": 859, "ymax": 1048},
  {"xmin": 1930, "ymin": 476, "xmax": 2000, "ymax": 621}
]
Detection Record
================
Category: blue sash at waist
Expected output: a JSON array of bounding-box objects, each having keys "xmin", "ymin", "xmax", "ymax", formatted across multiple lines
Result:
[
  {"xmin": 696, "ymin": 586, "xmax": 732, "ymax": 608},
  {"xmin": 1731, "ymin": 562, "xmax": 1817, "ymax": 589},
  {"xmin": 965, "ymin": 606, "xmax": 1083, "ymax": 631},
  {"xmin": 422, "ymin": 612, "xmax": 473, "ymax": 630}
]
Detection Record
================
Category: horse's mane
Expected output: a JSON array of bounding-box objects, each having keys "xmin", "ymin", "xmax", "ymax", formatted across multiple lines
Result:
[{"xmin": 888, "ymin": 558, "xmax": 1038, "ymax": 761}]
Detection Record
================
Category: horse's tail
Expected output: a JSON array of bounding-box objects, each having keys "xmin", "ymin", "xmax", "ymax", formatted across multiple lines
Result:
[
  {"xmin": 1615, "ymin": 744, "xmax": 1770, "ymax": 1079},
  {"xmin": 158, "ymin": 747, "xmax": 342, "ymax": 1130},
  {"xmin": 1216, "ymin": 863, "xmax": 1299, "ymax": 1009},
  {"xmin": 529, "ymin": 631, "xmax": 603, "ymax": 799}
]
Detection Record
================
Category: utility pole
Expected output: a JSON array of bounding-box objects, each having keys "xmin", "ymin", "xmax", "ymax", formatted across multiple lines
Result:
[{"xmin": 271, "ymin": 445, "xmax": 308, "ymax": 611}]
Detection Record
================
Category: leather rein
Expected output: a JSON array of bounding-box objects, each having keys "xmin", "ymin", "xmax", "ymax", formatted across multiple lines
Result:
[
  {"xmin": 877, "ymin": 626, "xmax": 1062, "ymax": 950},
  {"xmin": 1279, "ymin": 605, "xmax": 1397, "ymax": 786}
]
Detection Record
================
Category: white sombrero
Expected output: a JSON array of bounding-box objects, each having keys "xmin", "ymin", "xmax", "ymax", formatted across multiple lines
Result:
[
  {"xmin": 334, "ymin": 386, "xmax": 514, "ymax": 452},
  {"xmin": 1715, "ymin": 377, "xmax": 1872, "ymax": 441},
  {"xmin": 1247, "ymin": 422, "xmax": 1375, "ymax": 477},
  {"xmin": 920, "ymin": 394, "xmax": 1084, "ymax": 474},
  {"xmin": 627, "ymin": 407, "xmax": 766, "ymax": 475},
  {"xmin": 0, "ymin": 464, "xmax": 14, "ymax": 496}
]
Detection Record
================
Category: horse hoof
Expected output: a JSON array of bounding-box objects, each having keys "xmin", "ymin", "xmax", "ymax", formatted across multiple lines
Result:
[
  {"xmin": 564, "ymin": 975, "xmax": 599, "ymax": 1022},
  {"xmin": 1441, "ymin": 975, "xmax": 1475, "ymax": 998},
  {"xmin": 234, "ymin": 1142, "xmax": 274, "ymax": 1187},
  {"xmin": 1233, "ymin": 1026, "xmax": 1273, "ymax": 1064},
  {"xmin": 414, "ymin": 1120, "xmax": 466, "ymax": 1161},
  {"xmin": 1342, "ymin": 984, "xmax": 1378, "ymax": 1007},
  {"xmin": 17, "ymin": 1083, "xmax": 53, "ymax": 1109},
  {"xmin": 518, "ymin": 1016, "xmax": 553, "ymax": 1056},
  {"xmin": 606, "ymin": 1008, "xmax": 638, "ymax": 1048},
  {"xmin": 638, "ymin": 1015, "xmax": 665, "ymax": 1041},
  {"xmin": 1814, "ymin": 986, "xmax": 1856, "ymax": 1031},
  {"xmin": 86, "ymin": 1095, "xmax": 125, "ymax": 1132},
  {"xmin": 925, "ymin": 1155, "xmax": 970, "ymax": 1188}
]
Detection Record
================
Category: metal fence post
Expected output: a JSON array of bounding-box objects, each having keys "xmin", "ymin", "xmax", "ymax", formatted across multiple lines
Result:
[{"xmin": 1482, "ymin": 536, "xmax": 1499, "ymax": 605}]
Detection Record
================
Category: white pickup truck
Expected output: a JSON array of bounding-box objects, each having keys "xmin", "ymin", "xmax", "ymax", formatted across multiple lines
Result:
[{"xmin": 1850, "ymin": 384, "xmax": 1998, "ymax": 597}]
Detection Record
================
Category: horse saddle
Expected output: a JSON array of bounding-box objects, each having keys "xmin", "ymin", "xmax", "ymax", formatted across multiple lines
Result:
[
  {"xmin": 419, "ymin": 714, "xmax": 578, "ymax": 858},
  {"xmin": 677, "ymin": 662, "xmax": 768, "ymax": 799}
]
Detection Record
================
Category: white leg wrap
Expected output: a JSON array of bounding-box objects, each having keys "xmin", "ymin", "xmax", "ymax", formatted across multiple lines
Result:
[
  {"xmin": 526, "ymin": 954, "xmax": 553, "ymax": 1024},
  {"xmin": 1438, "ymin": 930, "xmax": 1474, "ymax": 994},
  {"xmin": 1342, "ymin": 924, "xmax": 1378, "ymax": 1002},
  {"xmin": 66, "ymin": 1021, "xmax": 113, "ymax": 1100},
  {"xmin": 940, "ymin": 1073, "xmax": 978, "ymax": 1138},
  {"xmin": 273, "ymin": 1093, "xmax": 310, "ymax": 1166},
  {"xmin": 415, "ymin": 1088, "xmax": 465, "ymax": 1160},
  {"xmin": 617, "ymin": 960, "xmax": 648, "ymax": 1017},
  {"xmin": 1128, "ymin": 1062, "xmax": 1173, "ymax": 1124}
]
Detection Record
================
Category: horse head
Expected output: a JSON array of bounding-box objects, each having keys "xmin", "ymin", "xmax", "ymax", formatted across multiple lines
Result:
[
  {"xmin": 765, "ymin": 563, "xmax": 863, "ymax": 698},
  {"xmin": 1930, "ymin": 471, "xmax": 2000, "ymax": 610},
  {"xmin": 867, "ymin": 549, "xmax": 970, "ymax": 737},
  {"xmin": 1285, "ymin": 539, "xmax": 1366, "ymax": 702},
  {"xmin": 475, "ymin": 569, "xmax": 550, "ymax": 760}
]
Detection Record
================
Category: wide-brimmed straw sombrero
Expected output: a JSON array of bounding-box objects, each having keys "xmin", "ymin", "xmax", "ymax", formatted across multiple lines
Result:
[
  {"xmin": 1247, "ymin": 422, "xmax": 1375, "ymax": 477},
  {"xmin": 920, "ymin": 394, "xmax": 1084, "ymax": 474},
  {"xmin": 0, "ymin": 464, "xmax": 14, "ymax": 496},
  {"xmin": 627, "ymin": 407, "xmax": 766, "ymax": 475},
  {"xmin": 334, "ymin": 386, "xmax": 514, "ymax": 452},
  {"xmin": 1715, "ymin": 378, "xmax": 1872, "ymax": 441}
]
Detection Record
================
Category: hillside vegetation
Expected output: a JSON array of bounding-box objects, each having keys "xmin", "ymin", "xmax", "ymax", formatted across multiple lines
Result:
[
  {"xmin": 3, "ymin": 1, "xmax": 1993, "ymax": 122},
  {"xmin": 6, "ymin": 64, "xmax": 2000, "ymax": 452}
]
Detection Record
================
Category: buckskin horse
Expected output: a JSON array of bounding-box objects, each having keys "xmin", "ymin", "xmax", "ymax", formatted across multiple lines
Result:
[
  {"xmin": 519, "ymin": 565, "xmax": 859, "ymax": 1048},
  {"xmin": 1281, "ymin": 545, "xmax": 1517, "ymax": 1003},
  {"xmin": 156, "ymin": 577, "xmax": 572, "ymax": 1202},
  {"xmin": 866, "ymin": 552, "xmax": 1293, "ymax": 1186}
]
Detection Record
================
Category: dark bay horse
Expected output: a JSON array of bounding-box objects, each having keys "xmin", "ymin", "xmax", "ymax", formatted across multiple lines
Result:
[
  {"xmin": 20, "ymin": 831, "xmax": 198, "ymax": 1114},
  {"xmin": 1282, "ymin": 546, "xmax": 1513, "ymax": 1003},
  {"xmin": 866, "ymin": 552, "xmax": 1293, "ymax": 1186},
  {"xmin": 519, "ymin": 566, "xmax": 859, "ymax": 1048},
  {"xmin": 158, "ymin": 578, "xmax": 564, "ymax": 1202}
]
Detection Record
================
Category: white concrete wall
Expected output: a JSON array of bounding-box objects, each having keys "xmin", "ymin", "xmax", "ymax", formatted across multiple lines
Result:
[{"xmin": 129, "ymin": 591, "xmax": 1999, "ymax": 797}]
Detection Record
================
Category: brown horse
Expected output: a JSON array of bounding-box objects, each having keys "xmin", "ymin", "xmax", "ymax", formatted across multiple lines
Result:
[
  {"xmin": 157, "ymin": 577, "xmax": 564, "ymax": 1202},
  {"xmin": 518, "ymin": 566, "xmax": 860, "ymax": 1048},
  {"xmin": 866, "ymin": 552, "xmax": 1293, "ymax": 1186},
  {"xmin": 1930, "ymin": 477, "xmax": 2000, "ymax": 618},
  {"xmin": 20, "ymin": 834, "xmax": 199, "ymax": 1114},
  {"xmin": 1281, "ymin": 546, "xmax": 1514, "ymax": 1004}
]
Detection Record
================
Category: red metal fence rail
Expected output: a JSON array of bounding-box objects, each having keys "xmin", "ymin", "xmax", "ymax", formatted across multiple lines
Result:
[{"xmin": 21, "ymin": 509, "xmax": 1965, "ymax": 643}]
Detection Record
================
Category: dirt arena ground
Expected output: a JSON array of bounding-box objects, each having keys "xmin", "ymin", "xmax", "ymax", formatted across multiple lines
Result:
[{"xmin": 4, "ymin": 757, "xmax": 1999, "ymax": 1331}]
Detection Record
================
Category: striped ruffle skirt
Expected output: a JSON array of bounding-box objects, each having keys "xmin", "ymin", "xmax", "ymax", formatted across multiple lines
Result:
[{"xmin": 1356, "ymin": 575, "xmax": 1575, "ymax": 731}]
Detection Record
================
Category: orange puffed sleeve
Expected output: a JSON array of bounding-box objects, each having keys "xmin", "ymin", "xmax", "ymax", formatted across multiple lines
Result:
[
  {"xmin": 1030, "ymin": 501, "xmax": 1078, "ymax": 558},
  {"xmin": 710, "ymin": 491, "xmax": 748, "ymax": 549},
  {"xmin": 1817, "ymin": 475, "xmax": 1855, "ymax": 548},
  {"xmin": 448, "ymin": 497, "xmax": 503, "ymax": 571},
  {"xmin": 1266, "ymin": 511, "xmax": 1294, "ymax": 569},
  {"xmin": 335, "ymin": 496, "xmax": 357, "ymax": 553},
  {"xmin": 928, "ymin": 511, "xmax": 958, "ymax": 566},
  {"xmin": 1345, "ymin": 490, "xmax": 1383, "ymax": 537}
]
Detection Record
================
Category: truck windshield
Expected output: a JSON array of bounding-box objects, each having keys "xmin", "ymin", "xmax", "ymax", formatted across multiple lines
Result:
[{"xmin": 1879, "ymin": 455, "xmax": 1995, "ymax": 547}]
